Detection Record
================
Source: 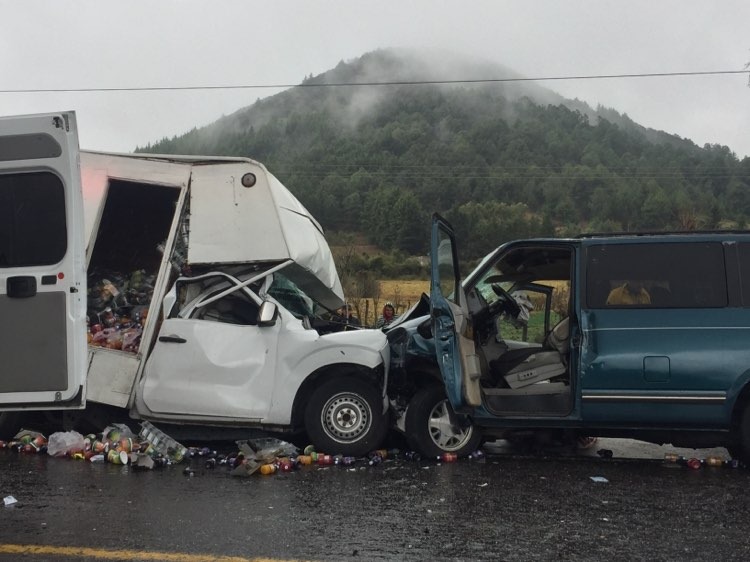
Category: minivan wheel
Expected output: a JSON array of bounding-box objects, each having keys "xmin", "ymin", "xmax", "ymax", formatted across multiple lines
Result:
[
  {"xmin": 733, "ymin": 406, "xmax": 750, "ymax": 465},
  {"xmin": 304, "ymin": 378, "xmax": 387, "ymax": 456},
  {"xmin": 405, "ymin": 385, "xmax": 481, "ymax": 458}
]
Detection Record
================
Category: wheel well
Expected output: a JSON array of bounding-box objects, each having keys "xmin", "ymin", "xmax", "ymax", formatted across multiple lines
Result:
[
  {"xmin": 290, "ymin": 363, "xmax": 384, "ymax": 431},
  {"xmin": 388, "ymin": 358, "xmax": 444, "ymax": 403}
]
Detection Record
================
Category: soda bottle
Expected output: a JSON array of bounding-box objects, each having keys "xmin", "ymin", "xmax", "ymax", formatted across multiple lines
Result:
[
  {"xmin": 438, "ymin": 452, "xmax": 458, "ymax": 463},
  {"xmin": 317, "ymin": 454, "xmax": 334, "ymax": 466},
  {"xmin": 685, "ymin": 457, "xmax": 702, "ymax": 470},
  {"xmin": 705, "ymin": 456, "xmax": 723, "ymax": 467},
  {"xmin": 259, "ymin": 464, "xmax": 277, "ymax": 475}
]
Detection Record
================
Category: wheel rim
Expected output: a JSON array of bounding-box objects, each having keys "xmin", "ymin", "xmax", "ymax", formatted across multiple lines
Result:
[
  {"xmin": 428, "ymin": 399, "xmax": 474, "ymax": 452},
  {"xmin": 320, "ymin": 391, "xmax": 372, "ymax": 444}
]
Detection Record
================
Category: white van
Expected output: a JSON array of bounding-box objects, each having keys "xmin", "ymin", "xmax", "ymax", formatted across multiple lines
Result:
[{"xmin": 0, "ymin": 111, "xmax": 389, "ymax": 455}]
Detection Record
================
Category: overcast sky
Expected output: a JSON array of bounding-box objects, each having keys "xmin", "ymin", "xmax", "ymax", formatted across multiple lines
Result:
[{"xmin": 2, "ymin": 0, "xmax": 748, "ymax": 157}]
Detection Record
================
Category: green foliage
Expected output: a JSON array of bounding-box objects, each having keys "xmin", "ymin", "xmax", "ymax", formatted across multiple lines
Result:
[{"xmin": 138, "ymin": 53, "xmax": 750, "ymax": 261}]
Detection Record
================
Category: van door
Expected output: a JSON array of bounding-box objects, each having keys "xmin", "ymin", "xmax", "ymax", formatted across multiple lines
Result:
[
  {"xmin": 139, "ymin": 273, "xmax": 280, "ymax": 421},
  {"xmin": 0, "ymin": 112, "xmax": 87, "ymax": 409},
  {"xmin": 430, "ymin": 214, "xmax": 482, "ymax": 409}
]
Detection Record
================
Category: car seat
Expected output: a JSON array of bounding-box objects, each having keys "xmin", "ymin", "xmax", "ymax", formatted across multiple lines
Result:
[{"xmin": 487, "ymin": 317, "xmax": 569, "ymax": 390}]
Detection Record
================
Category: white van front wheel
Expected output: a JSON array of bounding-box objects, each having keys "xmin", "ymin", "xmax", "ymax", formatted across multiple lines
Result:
[{"xmin": 304, "ymin": 378, "xmax": 387, "ymax": 456}]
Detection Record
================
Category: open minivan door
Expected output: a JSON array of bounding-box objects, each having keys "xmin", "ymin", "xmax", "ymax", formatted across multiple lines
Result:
[
  {"xmin": 0, "ymin": 111, "xmax": 87, "ymax": 411},
  {"xmin": 430, "ymin": 214, "xmax": 482, "ymax": 409}
]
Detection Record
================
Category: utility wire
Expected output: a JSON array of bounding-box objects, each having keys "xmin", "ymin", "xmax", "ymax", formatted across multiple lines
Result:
[{"xmin": 1, "ymin": 70, "xmax": 747, "ymax": 94}]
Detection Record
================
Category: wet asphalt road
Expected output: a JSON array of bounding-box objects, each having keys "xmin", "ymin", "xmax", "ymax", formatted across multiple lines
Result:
[{"xmin": 1, "ymin": 440, "xmax": 749, "ymax": 562}]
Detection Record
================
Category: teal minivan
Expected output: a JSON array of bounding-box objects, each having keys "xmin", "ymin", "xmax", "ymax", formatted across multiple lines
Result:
[{"xmin": 389, "ymin": 215, "xmax": 750, "ymax": 462}]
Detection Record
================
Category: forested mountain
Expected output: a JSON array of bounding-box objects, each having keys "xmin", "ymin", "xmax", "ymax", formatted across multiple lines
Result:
[{"xmin": 139, "ymin": 49, "xmax": 750, "ymax": 260}]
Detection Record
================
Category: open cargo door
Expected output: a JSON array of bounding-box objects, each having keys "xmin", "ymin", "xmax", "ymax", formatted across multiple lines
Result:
[{"xmin": 0, "ymin": 111, "xmax": 87, "ymax": 409}]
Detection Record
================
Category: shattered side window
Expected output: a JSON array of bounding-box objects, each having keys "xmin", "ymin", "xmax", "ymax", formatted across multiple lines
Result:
[
  {"xmin": 191, "ymin": 290, "xmax": 259, "ymax": 326},
  {"xmin": 268, "ymin": 273, "xmax": 315, "ymax": 319}
]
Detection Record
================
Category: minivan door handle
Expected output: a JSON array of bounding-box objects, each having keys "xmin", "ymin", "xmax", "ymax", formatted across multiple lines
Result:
[
  {"xmin": 7, "ymin": 276, "xmax": 37, "ymax": 298},
  {"xmin": 159, "ymin": 335, "xmax": 187, "ymax": 344}
]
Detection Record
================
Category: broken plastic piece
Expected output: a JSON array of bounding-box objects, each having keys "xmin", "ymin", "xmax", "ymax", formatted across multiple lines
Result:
[
  {"xmin": 3, "ymin": 496, "xmax": 18, "ymax": 507},
  {"xmin": 139, "ymin": 421, "xmax": 187, "ymax": 463}
]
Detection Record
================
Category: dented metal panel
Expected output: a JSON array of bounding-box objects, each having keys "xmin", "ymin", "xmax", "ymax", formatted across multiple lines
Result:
[{"xmin": 188, "ymin": 162, "xmax": 344, "ymax": 309}]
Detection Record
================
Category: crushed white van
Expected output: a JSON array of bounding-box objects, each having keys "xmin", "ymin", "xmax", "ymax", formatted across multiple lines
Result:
[{"xmin": 0, "ymin": 111, "xmax": 389, "ymax": 455}]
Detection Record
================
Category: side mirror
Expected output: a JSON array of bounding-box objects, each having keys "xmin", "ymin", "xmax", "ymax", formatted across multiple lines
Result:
[
  {"xmin": 258, "ymin": 301, "xmax": 278, "ymax": 327},
  {"xmin": 417, "ymin": 317, "xmax": 433, "ymax": 339}
]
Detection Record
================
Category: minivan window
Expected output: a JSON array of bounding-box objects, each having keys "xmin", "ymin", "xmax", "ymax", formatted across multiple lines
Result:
[
  {"xmin": 737, "ymin": 243, "xmax": 750, "ymax": 307},
  {"xmin": 586, "ymin": 242, "xmax": 727, "ymax": 309},
  {"xmin": 0, "ymin": 171, "xmax": 67, "ymax": 267}
]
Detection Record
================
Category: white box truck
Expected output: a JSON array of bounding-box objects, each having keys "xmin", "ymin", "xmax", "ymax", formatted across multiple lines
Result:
[{"xmin": 0, "ymin": 111, "xmax": 389, "ymax": 455}]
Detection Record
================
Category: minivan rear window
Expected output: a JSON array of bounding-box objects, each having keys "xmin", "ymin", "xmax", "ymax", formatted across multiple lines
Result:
[
  {"xmin": 586, "ymin": 242, "xmax": 727, "ymax": 309},
  {"xmin": 0, "ymin": 171, "xmax": 67, "ymax": 267}
]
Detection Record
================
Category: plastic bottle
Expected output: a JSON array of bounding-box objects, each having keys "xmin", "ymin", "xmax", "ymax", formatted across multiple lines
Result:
[
  {"xmin": 317, "ymin": 454, "xmax": 334, "ymax": 466},
  {"xmin": 368, "ymin": 454, "xmax": 382, "ymax": 467},
  {"xmin": 438, "ymin": 452, "xmax": 458, "ymax": 463},
  {"xmin": 260, "ymin": 464, "xmax": 277, "ymax": 475},
  {"xmin": 705, "ymin": 456, "xmax": 724, "ymax": 467}
]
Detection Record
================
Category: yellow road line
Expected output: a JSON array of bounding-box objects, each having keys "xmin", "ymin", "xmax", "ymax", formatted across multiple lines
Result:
[{"xmin": 0, "ymin": 544, "xmax": 305, "ymax": 562}]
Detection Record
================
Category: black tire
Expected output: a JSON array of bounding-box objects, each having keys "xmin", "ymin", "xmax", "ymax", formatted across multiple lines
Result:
[
  {"xmin": 304, "ymin": 377, "xmax": 387, "ymax": 456},
  {"xmin": 733, "ymin": 406, "xmax": 750, "ymax": 465},
  {"xmin": 405, "ymin": 385, "xmax": 482, "ymax": 457},
  {"xmin": 0, "ymin": 412, "xmax": 20, "ymax": 440}
]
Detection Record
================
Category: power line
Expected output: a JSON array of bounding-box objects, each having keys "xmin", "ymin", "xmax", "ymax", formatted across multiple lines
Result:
[{"xmin": 1, "ymin": 70, "xmax": 747, "ymax": 94}]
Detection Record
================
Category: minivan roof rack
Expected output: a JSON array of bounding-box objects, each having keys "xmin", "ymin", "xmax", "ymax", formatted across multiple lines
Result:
[{"xmin": 576, "ymin": 230, "xmax": 750, "ymax": 239}]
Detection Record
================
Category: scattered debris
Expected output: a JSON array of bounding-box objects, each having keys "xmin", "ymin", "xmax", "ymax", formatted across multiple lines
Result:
[
  {"xmin": 663, "ymin": 452, "xmax": 742, "ymax": 469},
  {"xmin": 589, "ymin": 476, "xmax": 609, "ymax": 483},
  {"xmin": 0, "ymin": 433, "xmax": 515, "ymax": 479},
  {"xmin": 0, "ymin": 422, "xmax": 188, "ymax": 469},
  {"xmin": 3, "ymin": 495, "xmax": 18, "ymax": 507}
]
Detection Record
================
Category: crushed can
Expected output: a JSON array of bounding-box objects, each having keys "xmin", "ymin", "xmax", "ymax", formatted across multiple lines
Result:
[
  {"xmin": 404, "ymin": 451, "xmax": 421, "ymax": 462},
  {"xmin": 438, "ymin": 452, "xmax": 458, "ymax": 463},
  {"xmin": 107, "ymin": 450, "xmax": 128, "ymax": 465}
]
